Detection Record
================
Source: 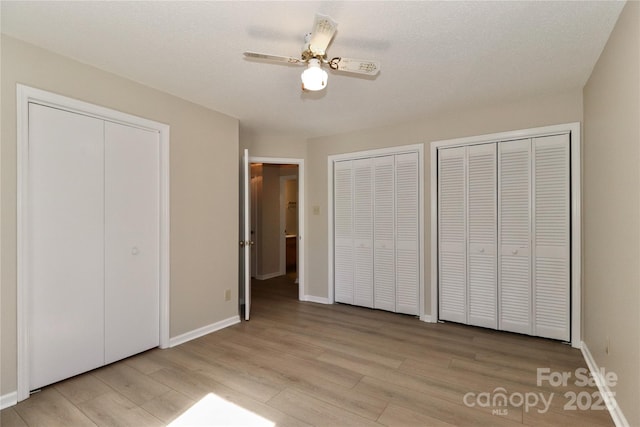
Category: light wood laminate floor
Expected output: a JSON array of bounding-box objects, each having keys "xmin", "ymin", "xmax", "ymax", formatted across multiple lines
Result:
[{"xmin": 1, "ymin": 276, "xmax": 614, "ymax": 426}]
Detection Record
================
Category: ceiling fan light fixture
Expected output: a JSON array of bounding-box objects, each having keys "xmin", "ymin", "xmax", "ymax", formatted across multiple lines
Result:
[{"xmin": 301, "ymin": 58, "xmax": 328, "ymax": 91}]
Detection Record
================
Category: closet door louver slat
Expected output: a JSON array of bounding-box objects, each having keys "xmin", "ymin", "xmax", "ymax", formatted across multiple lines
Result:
[
  {"xmin": 498, "ymin": 139, "xmax": 532, "ymax": 335},
  {"xmin": 395, "ymin": 152, "xmax": 419, "ymax": 315},
  {"xmin": 353, "ymin": 158, "xmax": 374, "ymax": 308},
  {"xmin": 533, "ymin": 135, "xmax": 570, "ymax": 341},
  {"xmin": 438, "ymin": 147, "xmax": 467, "ymax": 323},
  {"xmin": 334, "ymin": 160, "xmax": 354, "ymax": 304},
  {"xmin": 374, "ymin": 155, "xmax": 396, "ymax": 311},
  {"xmin": 467, "ymin": 144, "xmax": 497, "ymax": 329}
]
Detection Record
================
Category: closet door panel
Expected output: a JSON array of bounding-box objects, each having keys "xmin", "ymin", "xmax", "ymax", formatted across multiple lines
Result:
[
  {"xmin": 395, "ymin": 152, "xmax": 419, "ymax": 315},
  {"xmin": 334, "ymin": 161, "xmax": 354, "ymax": 304},
  {"xmin": 532, "ymin": 135, "xmax": 570, "ymax": 341},
  {"xmin": 498, "ymin": 139, "xmax": 532, "ymax": 335},
  {"xmin": 374, "ymin": 156, "xmax": 395, "ymax": 311},
  {"xmin": 353, "ymin": 158, "xmax": 374, "ymax": 308},
  {"xmin": 28, "ymin": 104, "xmax": 105, "ymax": 390},
  {"xmin": 467, "ymin": 144, "xmax": 497, "ymax": 329},
  {"xmin": 104, "ymin": 122, "xmax": 160, "ymax": 364},
  {"xmin": 438, "ymin": 147, "xmax": 466, "ymax": 323}
]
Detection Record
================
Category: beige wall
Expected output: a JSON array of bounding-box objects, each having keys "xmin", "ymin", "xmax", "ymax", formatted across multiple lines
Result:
[
  {"xmin": 240, "ymin": 127, "xmax": 306, "ymax": 159},
  {"xmin": 1, "ymin": 36, "xmax": 239, "ymax": 395},
  {"xmin": 305, "ymin": 89, "xmax": 583, "ymax": 311},
  {"xmin": 583, "ymin": 2, "xmax": 640, "ymax": 425}
]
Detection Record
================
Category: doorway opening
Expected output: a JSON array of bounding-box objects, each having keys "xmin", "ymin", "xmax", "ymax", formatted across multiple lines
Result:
[
  {"xmin": 251, "ymin": 163, "xmax": 299, "ymax": 282},
  {"xmin": 240, "ymin": 155, "xmax": 305, "ymax": 320}
]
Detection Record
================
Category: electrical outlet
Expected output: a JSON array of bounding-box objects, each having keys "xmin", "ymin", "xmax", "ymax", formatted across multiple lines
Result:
[
  {"xmin": 313, "ymin": 205, "xmax": 320, "ymax": 215},
  {"xmin": 225, "ymin": 289, "xmax": 231, "ymax": 301}
]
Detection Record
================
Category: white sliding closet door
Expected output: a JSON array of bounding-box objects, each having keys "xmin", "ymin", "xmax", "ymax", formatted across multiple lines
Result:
[
  {"xmin": 532, "ymin": 135, "xmax": 570, "ymax": 341},
  {"xmin": 467, "ymin": 144, "xmax": 497, "ymax": 328},
  {"xmin": 28, "ymin": 104, "xmax": 105, "ymax": 390},
  {"xmin": 498, "ymin": 139, "xmax": 532, "ymax": 335},
  {"xmin": 353, "ymin": 158, "xmax": 374, "ymax": 308},
  {"xmin": 395, "ymin": 152, "xmax": 419, "ymax": 315},
  {"xmin": 438, "ymin": 147, "xmax": 467, "ymax": 323},
  {"xmin": 104, "ymin": 122, "xmax": 160, "ymax": 364},
  {"xmin": 374, "ymin": 156, "xmax": 395, "ymax": 311},
  {"xmin": 334, "ymin": 161, "xmax": 354, "ymax": 304}
]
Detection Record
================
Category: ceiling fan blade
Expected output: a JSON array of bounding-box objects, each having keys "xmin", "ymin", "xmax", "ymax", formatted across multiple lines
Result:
[
  {"xmin": 330, "ymin": 57, "xmax": 381, "ymax": 75},
  {"xmin": 243, "ymin": 51, "xmax": 304, "ymax": 64},
  {"xmin": 308, "ymin": 13, "xmax": 338, "ymax": 56}
]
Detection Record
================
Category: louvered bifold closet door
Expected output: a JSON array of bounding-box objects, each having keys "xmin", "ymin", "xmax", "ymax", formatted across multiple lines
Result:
[
  {"xmin": 395, "ymin": 152, "xmax": 419, "ymax": 315},
  {"xmin": 374, "ymin": 155, "xmax": 396, "ymax": 311},
  {"xmin": 334, "ymin": 160, "xmax": 354, "ymax": 304},
  {"xmin": 438, "ymin": 147, "xmax": 467, "ymax": 323},
  {"xmin": 467, "ymin": 144, "xmax": 497, "ymax": 328},
  {"xmin": 533, "ymin": 135, "xmax": 570, "ymax": 341},
  {"xmin": 498, "ymin": 139, "xmax": 532, "ymax": 335},
  {"xmin": 353, "ymin": 158, "xmax": 374, "ymax": 308}
]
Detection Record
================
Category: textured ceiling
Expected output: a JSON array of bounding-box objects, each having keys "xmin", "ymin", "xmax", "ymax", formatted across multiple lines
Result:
[{"xmin": 1, "ymin": 1, "xmax": 625, "ymax": 139}]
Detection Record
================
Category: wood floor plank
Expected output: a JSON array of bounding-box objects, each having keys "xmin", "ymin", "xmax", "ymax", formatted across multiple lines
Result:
[
  {"xmin": 139, "ymin": 390, "xmax": 195, "ymax": 424},
  {"xmin": 12, "ymin": 388, "xmax": 97, "ymax": 427},
  {"xmin": 289, "ymin": 380, "xmax": 388, "ymax": 421},
  {"xmin": 354, "ymin": 376, "xmax": 523, "ymax": 427},
  {"xmin": 216, "ymin": 338, "xmax": 364, "ymax": 390},
  {"xmin": 267, "ymin": 388, "xmax": 382, "ymax": 427},
  {"xmin": 280, "ymin": 328, "xmax": 408, "ymax": 369},
  {"xmin": 76, "ymin": 392, "xmax": 163, "ymax": 427},
  {"xmin": 122, "ymin": 349, "xmax": 169, "ymax": 375},
  {"xmin": 54, "ymin": 373, "xmax": 112, "ymax": 405},
  {"xmin": 92, "ymin": 363, "xmax": 171, "ymax": 406},
  {"xmin": 149, "ymin": 368, "xmax": 311, "ymax": 427},
  {"xmin": 377, "ymin": 402, "xmax": 457, "ymax": 427},
  {"xmin": 0, "ymin": 407, "xmax": 28, "ymax": 427}
]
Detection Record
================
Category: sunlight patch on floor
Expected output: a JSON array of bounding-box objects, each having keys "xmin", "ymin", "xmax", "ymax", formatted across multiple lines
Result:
[{"xmin": 168, "ymin": 393, "xmax": 275, "ymax": 427}]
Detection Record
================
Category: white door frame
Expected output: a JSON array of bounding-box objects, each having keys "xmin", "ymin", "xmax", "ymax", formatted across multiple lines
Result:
[
  {"xmin": 430, "ymin": 122, "xmax": 581, "ymax": 348},
  {"xmin": 327, "ymin": 144, "xmax": 425, "ymax": 317},
  {"xmin": 16, "ymin": 85, "xmax": 171, "ymax": 401},
  {"xmin": 249, "ymin": 157, "xmax": 304, "ymax": 300}
]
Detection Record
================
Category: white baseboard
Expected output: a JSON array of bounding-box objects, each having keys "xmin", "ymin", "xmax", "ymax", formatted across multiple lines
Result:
[
  {"xmin": 1, "ymin": 391, "xmax": 18, "ymax": 410},
  {"xmin": 581, "ymin": 341, "xmax": 629, "ymax": 427},
  {"xmin": 255, "ymin": 272, "xmax": 283, "ymax": 280},
  {"xmin": 301, "ymin": 295, "xmax": 332, "ymax": 304},
  {"xmin": 420, "ymin": 314, "xmax": 435, "ymax": 323},
  {"xmin": 169, "ymin": 315, "xmax": 240, "ymax": 348}
]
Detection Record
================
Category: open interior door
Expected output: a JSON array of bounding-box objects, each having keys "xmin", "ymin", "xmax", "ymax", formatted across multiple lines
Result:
[{"xmin": 240, "ymin": 149, "xmax": 252, "ymax": 320}]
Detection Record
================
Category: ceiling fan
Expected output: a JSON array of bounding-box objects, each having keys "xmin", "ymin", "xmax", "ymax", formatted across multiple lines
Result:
[{"xmin": 243, "ymin": 13, "xmax": 380, "ymax": 91}]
